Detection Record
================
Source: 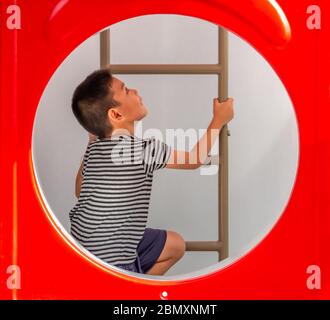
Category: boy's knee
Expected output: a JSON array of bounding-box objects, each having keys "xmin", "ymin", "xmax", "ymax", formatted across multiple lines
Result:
[{"xmin": 168, "ymin": 230, "xmax": 186, "ymax": 260}]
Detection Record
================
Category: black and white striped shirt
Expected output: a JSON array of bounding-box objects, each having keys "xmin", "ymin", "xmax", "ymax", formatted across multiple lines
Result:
[{"xmin": 69, "ymin": 134, "xmax": 172, "ymax": 266}]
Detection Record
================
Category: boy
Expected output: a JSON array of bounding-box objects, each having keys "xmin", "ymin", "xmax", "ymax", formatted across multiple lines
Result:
[{"xmin": 69, "ymin": 67, "xmax": 234, "ymax": 275}]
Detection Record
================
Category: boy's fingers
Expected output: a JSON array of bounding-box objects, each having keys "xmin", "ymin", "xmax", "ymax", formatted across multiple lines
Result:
[{"xmin": 214, "ymin": 97, "xmax": 234, "ymax": 103}]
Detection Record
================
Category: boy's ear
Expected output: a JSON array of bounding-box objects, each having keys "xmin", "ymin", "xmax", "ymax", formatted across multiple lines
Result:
[{"xmin": 108, "ymin": 108, "xmax": 123, "ymax": 122}]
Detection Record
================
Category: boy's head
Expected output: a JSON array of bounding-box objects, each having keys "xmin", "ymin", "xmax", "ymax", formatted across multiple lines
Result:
[{"xmin": 71, "ymin": 68, "xmax": 148, "ymax": 139}]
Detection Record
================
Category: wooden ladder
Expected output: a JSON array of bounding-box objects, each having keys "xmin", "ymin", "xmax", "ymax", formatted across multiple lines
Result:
[{"xmin": 100, "ymin": 25, "xmax": 229, "ymax": 262}]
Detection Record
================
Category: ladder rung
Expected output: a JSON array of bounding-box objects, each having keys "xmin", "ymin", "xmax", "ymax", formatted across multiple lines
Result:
[
  {"xmin": 107, "ymin": 64, "xmax": 222, "ymax": 75},
  {"xmin": 185, "ymin": 241, "xmax": 222, "ymax": 252}
]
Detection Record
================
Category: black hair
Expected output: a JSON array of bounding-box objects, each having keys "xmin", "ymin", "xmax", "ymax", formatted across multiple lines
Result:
[{"xmin": 71, "ymin": 67, "xmax": 120, "ymax": 139}]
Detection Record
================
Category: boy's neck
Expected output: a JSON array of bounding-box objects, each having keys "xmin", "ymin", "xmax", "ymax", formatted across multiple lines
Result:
[{"xmin": 108, "ymin": 123, "xmax": 135, "ymax": 138}]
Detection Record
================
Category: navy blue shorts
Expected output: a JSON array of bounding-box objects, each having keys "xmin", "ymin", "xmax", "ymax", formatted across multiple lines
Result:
[{"xmin": 116, "ymin": 228, "xmax": 167, "ymax": 274}]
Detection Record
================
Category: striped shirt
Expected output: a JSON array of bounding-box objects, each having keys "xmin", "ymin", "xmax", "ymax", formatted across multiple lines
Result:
[{"xmin": 69, "ymin": 134, "xmax": 172, "ymax": 266}]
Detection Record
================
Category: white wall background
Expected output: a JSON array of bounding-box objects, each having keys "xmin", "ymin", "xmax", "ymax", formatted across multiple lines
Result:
[{"xmin": 32, "ymin": 14, "xmax": 299, "ymax": 278}]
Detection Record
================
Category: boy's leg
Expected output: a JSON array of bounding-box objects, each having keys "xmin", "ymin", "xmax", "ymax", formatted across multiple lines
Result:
[{"xmin": 145, "ymin": 230, "xmax": 186, "ymax": 276}]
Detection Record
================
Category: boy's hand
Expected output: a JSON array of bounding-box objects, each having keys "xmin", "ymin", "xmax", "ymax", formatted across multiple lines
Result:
[{"xmin": 213, "ymin": 97, "xmax": 234, "ymax": 125}]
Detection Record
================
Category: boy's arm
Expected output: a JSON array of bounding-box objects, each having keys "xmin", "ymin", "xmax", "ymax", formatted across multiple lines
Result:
[
  {"xmin": 165, "ymin": 98, "xmax": 234, "ymax": 170},
  {"xmin": 165, "ymin": 118, "xmax": 224, "ymax": 170},
  {"xmin": 75, "ymin": 133, "xmax": 97, "ymax": 199},
  {"xmin": 75, "ymin": 157, "xmax": 85, "ymax": 199}
]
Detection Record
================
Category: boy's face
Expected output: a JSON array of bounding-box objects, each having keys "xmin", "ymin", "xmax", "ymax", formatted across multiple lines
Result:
[{"xmin": 109, "ymin": 77, "xmax": 148, "ymax": 124}]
